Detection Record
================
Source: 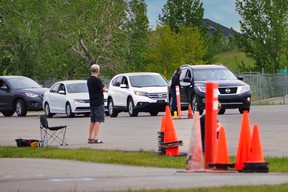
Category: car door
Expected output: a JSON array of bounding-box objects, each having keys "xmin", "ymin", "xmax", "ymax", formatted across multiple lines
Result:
[
  {"xmin": 0, "ymin": 79, "xmax": 13, "ymax": 110},
  {"xmin": 179, "ymin": 68, "xmax": 192, "ymax": 103},
  {"xmin": 47, "ymin": 83, "xmax": 60, "ymax": 112},
  {"xmin": 54, "ymin": 83, "xmax": 67, "ymax": 113},
  {"xmin": 111, "ymin": 76, "xmax": 123, "ymax": 107}
]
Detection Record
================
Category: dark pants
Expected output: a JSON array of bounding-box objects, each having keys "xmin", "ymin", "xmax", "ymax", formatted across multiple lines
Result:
[{"xmin": 170, "ymin": 89, "xmax": 177, "ymax": 115}]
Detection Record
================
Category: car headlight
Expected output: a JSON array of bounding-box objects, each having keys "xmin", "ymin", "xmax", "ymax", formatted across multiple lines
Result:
[
  {"xmin": 74, "ymin": 99, "xmax": 86, "ymax": 103},
  {"xmin": 25, "ymin": 92, "xmax": 40, "ymax": 98},
  {"xmin": 134, "ymin": 91, "xmax": 147, "ymax": 96},
  {"xmin": 239, "ymin": 85, "xmax": 250, "ymax": 93},
  {"xmin": 196, "ymin": 86, "xmax": 206, "ymax": 92}
]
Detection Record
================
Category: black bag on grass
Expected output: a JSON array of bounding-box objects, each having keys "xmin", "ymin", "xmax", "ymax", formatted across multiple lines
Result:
[{"xmin": 15, "ymin": 138, "xmax": 40, "ymax": 147}]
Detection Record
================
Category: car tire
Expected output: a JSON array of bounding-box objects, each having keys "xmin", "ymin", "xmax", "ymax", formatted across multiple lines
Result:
[
  {"xmin": 44, "ymin": 103, "xmax": 54, "ymax": 117},
  {"xmin": 218, "ymin": 108, "xmax": 226, "ymax": 115},
  {"xmin": 108, "ymin": 98, "xmax": 118, "ymax": 117},
  {"xmin": 191, "ymin": 95, "xmax": 203, "ymax": 115},
  {"xmin": 150, "ymin": 111, "xmax": 158, "ymax": 116},
  {"xmin": 128, "ymin": 98, "xmax": 138, "ymax": 117},
  {"xmin": 15, "ymin": 99, "xmax": 27, "ymax": 116},
  {"xmin": 239, "ymin": 107, "xmax": 250, "ymax": 114},
  {"xmin": 2, "ymin": 111, "xmax": 14, "ymax": 117},
  {"xmin": 66, "ymin": 103, "xmax": 75, "ymax": 117}
]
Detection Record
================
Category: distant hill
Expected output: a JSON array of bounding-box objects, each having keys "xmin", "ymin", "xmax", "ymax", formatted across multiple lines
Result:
[
  {"xmin": 203, "ymin": 18, "xmax": 239, "ymax": 38},
  {"xmin": 214, "ymin": 51, "xmax": 255, "ymax": 74}
]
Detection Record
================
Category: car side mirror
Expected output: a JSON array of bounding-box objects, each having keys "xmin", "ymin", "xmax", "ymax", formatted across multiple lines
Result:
[
  {"xmin": 237, "ymin": 76, "xmax": 244, "ymax": 81},
  {"xmin": 183, "ymin": 77, "xmax": 191, "ymax": 83},
  {"xmin": 120, "ymin": 84, "xmax": 128, "ymax": 88},
  {"xmin": 59, "ymin": 90, "xmax": 66, "ymax": 94},
  {"xmin": 0, "ymin": 85, "xmax": 8, "ymax": 91}
]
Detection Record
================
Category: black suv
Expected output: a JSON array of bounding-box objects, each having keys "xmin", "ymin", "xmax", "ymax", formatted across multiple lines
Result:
[
  {"xmin": 169, "ymin": 64, "xmax": 251, "ymax": 115},
  {"xmin": 0, "ymin": 76, "xmax": 49, "ymax": 117}
]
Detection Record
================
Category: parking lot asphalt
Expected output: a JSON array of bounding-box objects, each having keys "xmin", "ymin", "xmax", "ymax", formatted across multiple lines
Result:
[{"xmin": 1, "ymin": 106, "xmax": 288, "ymax": 192}]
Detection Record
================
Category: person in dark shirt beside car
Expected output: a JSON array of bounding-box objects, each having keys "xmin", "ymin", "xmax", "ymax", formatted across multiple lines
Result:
[
  {"xmin": 87, "ymin": 64, "xmax": 108, "ymax": 144},
  {"xmin": 170, "ymin": 67, "xmax": 182, "ymax": 115}
]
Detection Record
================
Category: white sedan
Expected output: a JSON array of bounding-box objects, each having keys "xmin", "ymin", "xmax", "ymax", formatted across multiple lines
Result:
[{"xmin": 43, "ymin": 80, "xmax": 108, "ymax": 117}]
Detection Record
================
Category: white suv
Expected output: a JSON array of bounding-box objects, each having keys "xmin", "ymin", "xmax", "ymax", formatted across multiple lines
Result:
[{"xmin": 107, "ymin": 72, "xmax": 168, "ymax": 117}]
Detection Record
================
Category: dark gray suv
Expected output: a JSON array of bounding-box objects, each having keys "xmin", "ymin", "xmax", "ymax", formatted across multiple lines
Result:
[
  {"xmin": 0, "ymin": 76, "xmax": 49, "ymax": 116},
  {"xmin": 169, "ymin": 64, "xmax": 251, "ymax": 115}
]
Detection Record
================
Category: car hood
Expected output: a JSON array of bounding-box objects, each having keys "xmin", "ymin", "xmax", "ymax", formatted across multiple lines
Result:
[
  {"xmin": 195, "ymin": 80, "xmax": 247, "ymax": 87},
  {"xmin": 22, "ymin": 87, "xmax": 50, "ymax": 95},
  {"xmin": 133, "ymin": 86, "xmax": 168, "ymax": 93}
]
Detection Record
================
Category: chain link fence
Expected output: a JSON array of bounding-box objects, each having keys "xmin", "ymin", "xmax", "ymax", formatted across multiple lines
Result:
[{"xmin": 241, "ymin": 71, "xmax": 288, "ymax": 105}]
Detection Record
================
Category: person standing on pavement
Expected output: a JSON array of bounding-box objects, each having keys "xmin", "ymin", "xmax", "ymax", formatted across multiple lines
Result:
[
  {"xmin": 87, "ymin": 64, "xmax": 108, "ymax": 144},
  {"xmin": 170, "ymin": 67, "xmax": 182, "ymax": 115}
]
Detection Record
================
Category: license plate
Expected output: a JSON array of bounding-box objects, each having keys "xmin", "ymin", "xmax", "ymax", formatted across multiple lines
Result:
[{"xmin": 157, "ymin": 100, "xmax": 165, "ymax": 103}]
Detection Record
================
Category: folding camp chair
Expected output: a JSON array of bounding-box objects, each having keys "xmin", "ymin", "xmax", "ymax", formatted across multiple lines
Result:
[{"xmin": 40, "ymin": 115, "xmax": 67, "ymax": 146}]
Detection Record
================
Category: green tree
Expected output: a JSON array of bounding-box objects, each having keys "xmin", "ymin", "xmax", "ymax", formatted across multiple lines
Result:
[
  {"xmin": 145, "ymin": 25, "xmax": 206, "ymax": 78},
  {"xmin": 126, "ymin": 0, "xmax": 150, "ymax": 72},
  {"xmin": 158, "ymin": 0, "xmax": 204, "ymax": 33},
  {"xmin": 236, "ymin": 0, "xmax": 288, "ymax": 73}
]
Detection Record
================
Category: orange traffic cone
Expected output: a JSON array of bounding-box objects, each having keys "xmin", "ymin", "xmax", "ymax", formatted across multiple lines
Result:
[
  {"xmin": 235, "ymin": 110, "xmax": 251, "ymax": 171},
  {"xmin": 164, "ymin": 105, "xmax": 180, "ymax": 156},
  {"xmin": 248, "ymin": 124, "xmax": 264, "ymax": 162},
  {"xmin": 186, "ymin": 111, "xmax": 204, "ymax": 171},
  {"xmin": 243, "ymin": 124, "xmax": 269, "ymax": 172},
  {"xmin": 160, "ymin": 116, "xmax": 166, "ymax": 132},
  {"xmin": 158, "ymin": 116, "xmax": 166, "ymax": 154},
  {"xmin": 209, "ymin": 126, "xmax": 234, "ymax": 170},
  {"xmin": 187, "ymin": 104, "xmax": 193, "ymax": 119}
]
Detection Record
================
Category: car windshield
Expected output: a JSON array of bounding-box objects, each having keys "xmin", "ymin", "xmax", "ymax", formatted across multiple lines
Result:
[
  {"xmin": 193, "ymin": 68, "xmax": 237, "ymax": 81},
  {"xmin": 129, "ymin": 75, "xmax": 167, "ymax": 87},
  {"xmin": 8, "ymin": 77, "xmax": 42, "ymax": 89},
  {"xmin": 66, "ymin": 83, "xmax": 88, "ymax": 93}
]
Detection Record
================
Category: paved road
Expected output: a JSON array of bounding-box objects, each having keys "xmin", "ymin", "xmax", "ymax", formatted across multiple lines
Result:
[{"xmin": 1, "ymin": 105, "xmax": 288, "ymax": 191}]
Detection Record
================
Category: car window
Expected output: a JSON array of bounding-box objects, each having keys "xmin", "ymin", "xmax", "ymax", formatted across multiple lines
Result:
[
  {"xmin": 113, "ymin": 76, "xmax": 123, "ymax": 87},
  {"xmin": 121, "ymin": 77, "xmax": 128, "ymax": 86},
  {"xmin": 129, "ymin": 75, "xmax": 167, "ymax": 87},
  {"xmin": 58, "ymin": 84, "xmax": 65, "ymax": 93},
  {"xmin": 193, "ymin": 68, "xmax": 237, "ymax": 81},
  {"xmin": 50, "ymin": 83, "xmax": 60, "ymax": 93},
  {"xmin": 179, "ymin": 68, "xmax": 187, "ymax": 80},
  {"xmin": 66, "ymin": 83, "xmax": 88, "ymax": 93},
  {"xmin": 7, "ymin": 77, "xmax": 41, "ymax": 89}
]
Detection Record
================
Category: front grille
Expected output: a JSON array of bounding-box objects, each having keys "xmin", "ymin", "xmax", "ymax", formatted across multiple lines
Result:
[
  {"xmin": 219, "ymin": 87, "xmax": 237, "ymax": 94},
  {"xmin": 146, "ymin": 92, "xmax": 167, "ymax": 99}
]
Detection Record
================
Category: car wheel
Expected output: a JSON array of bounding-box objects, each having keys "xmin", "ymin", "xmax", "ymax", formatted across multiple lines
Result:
[
  {"xmin": 191, "ymin": 95, "xmax": 203, "ymax": 115},
  {"xmin": 108, "ymin": 98, "xmax": 118, "ymax": 117},
  {"xmin": 66, "ymin": 103, "xmax": 75, "ymax": 117},
  {"xmin": 44, "ymin": 103, "xmax": 54, "ymax": 117},
  {"xmin": 218, "ymin": 108, "xmax": 226, "ymax": 115},
  {"xmin": 128, "ymin": 98, "xmax": 138, "ymax": 117},
  {"xmin": 239, "ymin": 107, "xmax": 250, "ymax": 114},
  {"xmin": 15, "ymin": 99, "xmax": 27, "ymax": 116},
  {"xmin": 2, "ymin": 111, "xmax": 14, "ymax": 117},
  {"xmin": 150, "ymin": 111, "xmax": 158, "ymax": 116}
]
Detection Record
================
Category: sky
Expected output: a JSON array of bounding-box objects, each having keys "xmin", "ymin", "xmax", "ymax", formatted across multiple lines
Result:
[{"xmin": 145, "ymin": 0, "xmax": 242, "ymax": 32}]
